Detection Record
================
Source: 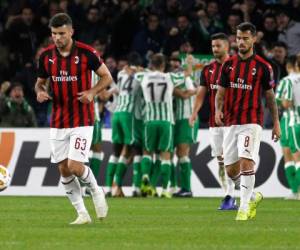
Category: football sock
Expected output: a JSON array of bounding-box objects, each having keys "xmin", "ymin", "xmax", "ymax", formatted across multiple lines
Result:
[
  {"xmin": 61, "ymin": 175, "xmax": 87, "ymax": 214},
  {"xmin": 115, "ymin": 156, "xmax": 128, "ymax": 187},
  {"xmin": 105, "ymin": 155, "xmax": 118, "ymax": 188},
  {"xmin": 225, "ymin": 172, "xmax": 235, "ymax": 197},
  {"xmin": 240, "ymin": 170, "xmax": 255, "ymax": 212},
  {"xmin": 179, "ymin": 156, "xmax": 191, "ymax": 191},
  {"xmin": 170, "ymin": 161, "xmax": 177, "ymax": 188},
  {"xmin": 89, "ymin": 152, "xmax": 104, "ymax": 180},
  {"xmin": 79, "ymin": 165, "xmax": 102, "ymax": 195},
  {"xmin": 141, "ymin": 155, "xmax": 152, "ymax": 180},
  {"xmin": 231, "ymin": 173, "xmax": 241, "ymax": 189},
  {"xmin": 218, "ymin": 159, "xmax": 227, "ymax": 191},
  {"xmin": 150, "ymin": 157, "xmax": 161, "ymax": 187},
  {"xmin": 133, "ymin": 156, "xmax": 142, "ymax": 189},
  {"xmin": 161, "ymin": 160, "xmax": 171, "ymax": 189},
  {"xmin": 295, "ymin": 162, "xmax": 300, "ymax": 190},
  {"xmin": 284, "ymin": 161, "xmax": 298, "ymax": 193}
]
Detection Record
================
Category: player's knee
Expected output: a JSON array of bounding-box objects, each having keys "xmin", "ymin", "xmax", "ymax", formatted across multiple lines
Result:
[
  {"xmin": 240, "ymin": 158, "xmax": 254, "ymax": 172},
  {"xmin": 226, "ymin": 164, "xmax": 240, "ymax": 179}
]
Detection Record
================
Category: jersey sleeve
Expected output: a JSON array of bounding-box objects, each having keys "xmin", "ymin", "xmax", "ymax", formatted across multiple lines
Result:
[
  {"xmin": 218, "ymin": 61, "xmax": 230, "ymax": 88},
  {"xmin": 261, "ymin": 63, "xmax": 275, "ymax": 91},
  {"xmin": 87, "ymin": 49, "xmax": 103, "ymax": 71},
  {"xmin": 170, "ymin": 72, "xmax": 185, "ymax": 88},
  {"xmin": 200, "ymin": 66, "xmax": 208, "ymax": 87},
  {"xmin": 37, "ymin": 52, "xmax": 48, "ymax": 79},
  {"xmin": 282, "ymin": 79, "xmax": 293, "ymax": 101}
]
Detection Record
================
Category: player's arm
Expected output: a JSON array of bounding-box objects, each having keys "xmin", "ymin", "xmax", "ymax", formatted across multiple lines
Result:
[
  {"xmin": 281, "ymin": 79, "xmax": 293, "ymax": 109},
  {"xmin": 265, "ymin": 89, "xmax": 281, "ymax": 141},
  {"xmin": 189, "ymin": 86, "xmax": 207, "ymax": 126},
  {"xmin": 78, "ymin": 64, "xmax": 113, "ymax": 103},
  {"xmin": 35, "ymin": 77, "xmax": 52, "ymax": 103},
  {"xmin": 173, "ymin": 87, "xmax": 197, "ymax": 99},
  {"xmin": 215, "ymin": 86, "xmax": 225, "ymax": 126}
]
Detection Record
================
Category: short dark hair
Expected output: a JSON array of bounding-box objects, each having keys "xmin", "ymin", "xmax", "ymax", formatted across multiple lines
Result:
[
  {"xmin": 272, "ymin": 41, "xmax": 287, "ymax": 49},
  {"xmin": 286, "ymin": 55, "xmax": 297, "ymax": 66},
  {"xmin": 236, "ymin": 22, "xmax": 256, "ymax": 36},
  {"xmin": 211, "ymin": 33, "xmax": 228, "ymax": 41},
  {"xmin": 150, "ymin": 53, "xmax": 166, "ymax": 69},
  {"xmin": 49, "ymin": 13, "xmax": 72, "ymax": 28},
  {"xmin": 127, "ymin": 52, "xmax": 143, "ymax": 67}
]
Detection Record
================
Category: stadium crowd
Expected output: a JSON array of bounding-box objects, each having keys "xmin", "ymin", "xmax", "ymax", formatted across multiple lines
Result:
[{"xmin": 0, "ymin": 0, "xmax": 300, "ymax": 128}]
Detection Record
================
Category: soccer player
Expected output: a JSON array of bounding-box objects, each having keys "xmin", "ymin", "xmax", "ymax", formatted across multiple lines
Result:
[
  {"xmin": 189, "ymin": 33, "xmax": 237, "ymax": 209},
  {"xmin": 280, "ymin": 55, "xmax": 300, "ymax": 199},
  {"xmin": 275, "ymin": 56, "xmax": 299, "ymax": 199},
  {"xmin": 110, "ymin": 53, "xmax": 143, "ymax": 197},
  {"xmin": 172, "ymin": 55, "xmax": 198, "ymax": 197},
  {"xmin": 35, "ymin": 13, "xmax": 112, "ymax": 224},
  {"xmin": 139, "ymin": 53, "xmax": 181, "ymax": 198},
  {"xmin": 215, "ymin": 22, "xmax": 281, "ymax": 220}
]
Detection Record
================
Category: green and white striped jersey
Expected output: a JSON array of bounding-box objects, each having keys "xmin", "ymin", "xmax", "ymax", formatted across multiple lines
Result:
[
  {"xmin": 283, "ymin": 73, "xmax": 300, "ymax": 126},
  {"xmin": 115, "ymin": 69, "xmax": 140, "ymax": 113},
  {"xmin": 91, "ymin": 71, "xmax": 101, "ymax": 122},
  {"xmin": 173, "ymin": 72, "xmax": 196, "ymax": 120},
  {"xmin": 139, "ymin": 71, "xmax": 182, "ymax": 123}
]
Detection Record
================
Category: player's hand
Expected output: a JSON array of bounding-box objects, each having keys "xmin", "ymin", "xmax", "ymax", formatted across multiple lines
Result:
[
  {"xmin": 272, "ymin": 120, "xmax": 281, "ymax": 142},
  {"xmin": 77, "ymin": 90, "xmax": 94, "ymax": 103},
  {"xmin": 215, "ymin": 110, "xmax": 224, "ymax": 126},
  {"xmin": 36, "ymin": 90, "xmax": 52, "ymax": 103},
  {"xmin": 189, "ymin": 113, "xmax": 197, "ymax": 127}
]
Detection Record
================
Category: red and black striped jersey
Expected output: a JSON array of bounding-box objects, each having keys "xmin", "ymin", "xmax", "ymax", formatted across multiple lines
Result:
[
  {"xmin": 200, "ymin": 60, "xmax": 222, "ymax": 127},
  {"xmin": 37, "ymin": 41, "xmax": 102, "ymax": 128},
  {"xmin": 218, "ymin": 54, "xmax": 274, "ymax": 126}
]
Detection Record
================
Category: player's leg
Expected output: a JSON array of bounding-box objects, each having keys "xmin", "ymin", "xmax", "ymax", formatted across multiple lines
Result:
[
  {"xmin": 289, "ymin": 124, "xmax": 300, "ymax": 198},
  {"xmin": 50, "ymin": 129, "xmax": 90, "ymax": 224},
  {"xmin": 132, "ymin": 145, "xmax": 143, "ymax": 197},
  {"xmin": 114, "ymin": 113, "xmax": 134, "ymax": 196},
  {"xmin": 169, "ymin": 156, "xmax": 178, "ymax": 195},
  {"xmin": 280, "ymin": 117, "xmax": 297, "ymax": 198},
  {"xmin": 106, "ymin": 113, "xmax": 123, "ymax": 196},
  {"xmin": 89, "ymin": 120, "xmax": 104, "ymax": 180},
  {"xmin": 158, "ymin": 121, "xmax": 173, "ymax": 198},
  {"xmin": 237, "ymin": 124, "xmax": 263, "ymax": 220},
  {"xmin": 59, "ymin": 159, "xmax": 91, "ymax": 224},
  {"xmin": 149, "ymin": 153, "xmax": 160, "ymax": 196},
  {"xmin": 68, "ymin": 126, "xmax": 108, "ymax": 220}
]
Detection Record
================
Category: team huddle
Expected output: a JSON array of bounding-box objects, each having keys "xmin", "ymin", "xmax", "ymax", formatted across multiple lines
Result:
[{"xmin": 33, "ymin": 12, "xmax": 282, "ymax": 224}]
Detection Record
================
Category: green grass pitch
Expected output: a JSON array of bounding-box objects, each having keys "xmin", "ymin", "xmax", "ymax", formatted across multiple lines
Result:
[{"xmin": 0, "ymin": 197, "xmax": 299, "ymax": 250}]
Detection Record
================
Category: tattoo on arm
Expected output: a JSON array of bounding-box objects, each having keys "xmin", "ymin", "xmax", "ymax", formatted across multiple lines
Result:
[{"xmin": 265, "ymin": 89, "xmax": 279, "ymax": 122}]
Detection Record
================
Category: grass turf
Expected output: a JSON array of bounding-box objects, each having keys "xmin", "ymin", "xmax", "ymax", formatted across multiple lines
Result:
[{"xmin": 0, "ymin": 197, "xmax": 299, "ymax": 250}]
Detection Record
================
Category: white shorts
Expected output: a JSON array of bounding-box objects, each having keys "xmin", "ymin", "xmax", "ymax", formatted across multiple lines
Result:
[
  {"xmin": 223, "ymin": 124, "xmax": 262, "ymax": 166},
  {"xmin": 49, "ymin": 126, "xmax": 93, "ymax": 163},
  {"xmin": 209, "ymin": 127, "xmax": 224, "ymax": 157}
]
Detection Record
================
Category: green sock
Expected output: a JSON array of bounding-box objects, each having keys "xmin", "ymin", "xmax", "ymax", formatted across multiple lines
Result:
[
  {"xmin": 170, "ymin": 162, "xmax": 177, "ymax": 188},
  {"xmin": 160, "ymin": 160, "xmax": 171, "ymax": 189},
  {"xmin": 133, "ymin": 156, "xmax": 142, "ymax": 189},
  {"xmin": 115, "ymin": 156, "xmax": 128, "ymax": 186},
  {"xmin": 89, "ymin": 152, "xmax": 104, "ymax": 179},
  {"xmin": 105, "ymin": 155, "xmax": 118, "ymax": 188},
  {"xmin": 296, "ymin": 162, "xmax": 300, "ymax": 191},
  {"xmin": 141, "ymin": 155, "xmax": 152, "ymax": 180},
  {"xmin": 150, "ymin": 158, "xmax": 161, "ymax": 187},
  {"xmin": 179, "ymin": 157, "xmax": 191, "ymax": 191},
  {"xmin": 285, "ymin": 161, "xmax": 298, "ymax": 193}
]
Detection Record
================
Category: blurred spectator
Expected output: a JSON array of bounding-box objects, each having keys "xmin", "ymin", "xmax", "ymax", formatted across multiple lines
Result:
[
  {"xmin": 0, "ymin": 81, "xmax": 37, "ymax": 127},
  {"xmin": 224, "ymin": 10, "xmax": 243, "ymax": 35},
  {"xmin": 92, "ymin": 38, "xmax": 108, "ymax": 58},
  {"xmin": 276, "ymin": 9, "xmax": 300, "ymax": 56},
  {"xmin": 131, "ymin": 13, "xmax": 165, "ymax": 62},
  {"xmin": 271, "ymin": 41, "xmax": 288, "ymax": 79},
  {"xmin": 5, "ymin": 6, "xmax": 44, "ymax": 71},
  {"xmin": 197, "ymin": 0, "xmax": 223, "ymax": 36},
  {"xmin": 261, "ymin": 13, "xmax": 278, "ymax": 49},
  {"xmin": 105, "ymin": 56, "xmax": 118, "ymax": 82},
  {"xmin": 78, "ymin": 6, "xmax": 109, "ymax": 45},
  {"xmin": 109, "ymin": 0, "xmax": 140, "ymax": 58}
]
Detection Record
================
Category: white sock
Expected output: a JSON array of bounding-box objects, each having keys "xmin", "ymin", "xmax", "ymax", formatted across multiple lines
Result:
[
  {"xmin": 61, "ymin": 175, "xmax": 87, "ymax": 214},
  {"xmin": 92, "ymin": 152, "xmax": 104, "ymax": 161},
  {"xmin": 231, "ymin": 173, "xmax": 241, "ymax": 189},
  {"xmin": 225, "ymin": 174, "xmax": 235, "ymax": 197},
  {"xmin": 79, "ymin": 165, "xmax": 104, "ymax": 197},
  {"xmin": 239, "ymin": 171, "xmax": 255, "ymax": 212}
]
